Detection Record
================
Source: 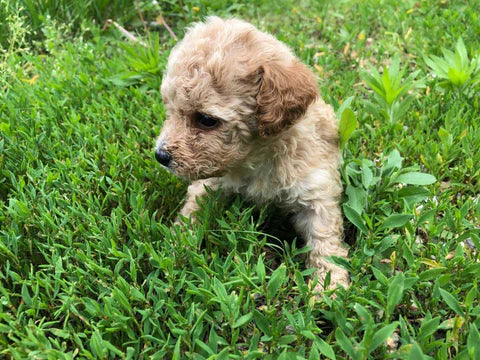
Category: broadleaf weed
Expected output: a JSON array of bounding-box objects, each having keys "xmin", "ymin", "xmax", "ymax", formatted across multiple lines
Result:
[
  {"xmin": 425, "ymin": 37, "xmax": 480, "ymax": 92},
  {"xmin": 362, "ymin": 55, "xmax": 424, "ymax": 124}
]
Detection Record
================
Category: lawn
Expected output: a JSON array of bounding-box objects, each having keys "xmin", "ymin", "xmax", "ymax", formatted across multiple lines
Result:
[{"xmin": 1, "ymin": 0, "xmax": 479, "ymax": 358}]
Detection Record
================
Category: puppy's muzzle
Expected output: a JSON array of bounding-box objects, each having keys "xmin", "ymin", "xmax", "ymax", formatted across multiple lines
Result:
[{"xmin": 155, "ymin": 148, "xmax": 173, "ymax": 168}]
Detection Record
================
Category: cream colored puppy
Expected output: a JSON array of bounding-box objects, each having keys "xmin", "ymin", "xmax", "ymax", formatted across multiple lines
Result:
[{"xmin": 155, "ymin": 17, "xmax": 348, "ymax": 292}]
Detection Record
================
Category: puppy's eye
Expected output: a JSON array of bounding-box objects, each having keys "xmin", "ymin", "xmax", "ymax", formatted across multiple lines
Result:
[{"xmin": 194, "ymin": 112, "xmax": 219, "ymax": 130}]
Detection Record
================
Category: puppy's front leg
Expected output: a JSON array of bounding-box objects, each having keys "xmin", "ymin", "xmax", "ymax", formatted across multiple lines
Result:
[
  {"xmin": 293, "ymin": 200, "xmax": 349, "ymax": 293},
  {"xmin": 177, "ymin": 178, "xmax": 221, "ymax": 223}
]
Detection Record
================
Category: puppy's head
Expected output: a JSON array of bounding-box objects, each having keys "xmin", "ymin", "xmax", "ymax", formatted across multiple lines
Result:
[{"xmin": 155, "ymin": 17, "xmax": 318, "ymax": 180}]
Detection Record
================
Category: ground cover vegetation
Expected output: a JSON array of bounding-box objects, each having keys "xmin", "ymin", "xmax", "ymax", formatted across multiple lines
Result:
[{"xmin": 0, "ymin": 0, "xmax": 479, "ymax": 358}]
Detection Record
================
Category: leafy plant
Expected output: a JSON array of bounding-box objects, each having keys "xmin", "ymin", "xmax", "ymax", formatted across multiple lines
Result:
[
  {"xmin": 0, "ymin": 0, "xmax": 32, "ymax": 77},
  {"xmin": 108, "ymin": 32, "xmax": 168, "ymax": 91},
  {"xmin": 342, "ymin": 149, "xmax": 436, "ymax": 235},
  {"xmin": 361, "ymin": 55, "xmax": 424, "ymax": 124},
  {"xmin": 1, "ymin": 0, "xmax": 480, "ymax": 359},
  {"xmin": 337, "ymin": 96, "xmax": 358, "ymax": 150},
  {"xmin": 425, "ymin": 37, "xmax": 480, "ymax": 91}
]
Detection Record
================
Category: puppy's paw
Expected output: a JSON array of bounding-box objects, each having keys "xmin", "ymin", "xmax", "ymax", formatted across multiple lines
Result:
[
  {"xmin": 311, "ymin": 266, "xmax": 349, "ymax": 299},
  {"xmin": 327, "ymin": 267, "xmax": 350, "ymax": 290}
]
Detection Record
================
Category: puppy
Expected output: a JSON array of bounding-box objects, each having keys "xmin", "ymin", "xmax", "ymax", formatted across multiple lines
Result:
[{"xmin": 155, "ymin": 17, "xmax": 348, "ymax": 292}]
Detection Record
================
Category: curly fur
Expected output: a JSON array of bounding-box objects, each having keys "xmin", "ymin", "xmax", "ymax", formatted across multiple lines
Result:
[{"xmin": 156, "ymin": 17, "xmax": 349, "ymax": 293}]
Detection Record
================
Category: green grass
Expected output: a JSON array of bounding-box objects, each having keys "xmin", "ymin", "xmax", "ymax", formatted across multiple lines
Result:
[{"xmin": 1, "ymin": 0, "xmax": 479, "ymax": 358}]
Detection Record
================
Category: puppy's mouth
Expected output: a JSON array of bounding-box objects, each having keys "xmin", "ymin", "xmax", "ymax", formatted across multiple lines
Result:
[
  {"xmin": 156, "ymin": 158, "xmax": 224, "ymax": 182},
  {"xmin": 160, "ymin": 163, "xmax": 176, "ymax": 176},
  {"xmin": 171, "ymin": 165, "xmax": 223, "ymax": 182},
  {"xmin": 153, "ymin": 151, "xmax": 195, "ymax": 180},
  {"xmin": 154, "ymin": 146, "xmax": 226, "ymax": 180}
]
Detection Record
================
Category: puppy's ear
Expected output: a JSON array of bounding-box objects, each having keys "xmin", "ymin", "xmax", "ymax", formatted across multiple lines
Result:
[{"xmin": 256, "ymin": 60, "xmax": 318, "ymax": 136}]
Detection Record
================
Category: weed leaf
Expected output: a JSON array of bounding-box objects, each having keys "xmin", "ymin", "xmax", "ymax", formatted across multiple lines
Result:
[
  {"xmin": 343, "ymin": 204, "xmax": 368, "ymax": 234},
  {"xmin": 335, "ymin": 328, "xmax": 358, "ymax": 360},
  {"xmin": 267, "ymin": 264, "xmax": 287, "ymax": 299},
  {"xmin": 467, "ymin": 324, "xmax": 480, "ymax": 359},
  {"xmin": 394, "ymin": 172, "xmax": 436, "ymax": 186},
  {"xmin": 339, "ymin": 107, "xmax": 357, "ymax": 149},
  {"xmin": 387, "ymin": 272, "xmax": 405, "ymax": 317},
  {"xmin": 314, "ymin": 338, "xmax": 336, "ymax": 360},
  {"xmin": 380, "ymin": 214, "xmax": 413, "ymax": 229},
  {"xmin": 439, "ymin": 288, "xmax": 465, "ymax": 317},
  {"xmin": 369, "ymin": 322, "xmax": 399, "ymax": 352},
  {"xmin": 408, "ymin": 342, "xmax": 427, "ymax": 360},
  {"xmin": 233, "ymin": 313, "xmax": 253, "ymax": 329}
]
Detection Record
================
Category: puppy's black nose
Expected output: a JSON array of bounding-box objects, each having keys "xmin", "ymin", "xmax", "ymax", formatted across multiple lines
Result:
[{"xmin": 155, "ymin": 149, "xmax": 172, "ymax": 167}]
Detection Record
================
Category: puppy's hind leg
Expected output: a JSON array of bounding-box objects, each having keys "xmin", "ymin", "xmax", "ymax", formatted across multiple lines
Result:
[{"xmin": 293, "ymin": 198, "xmax": 349, "ymax": 294}]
